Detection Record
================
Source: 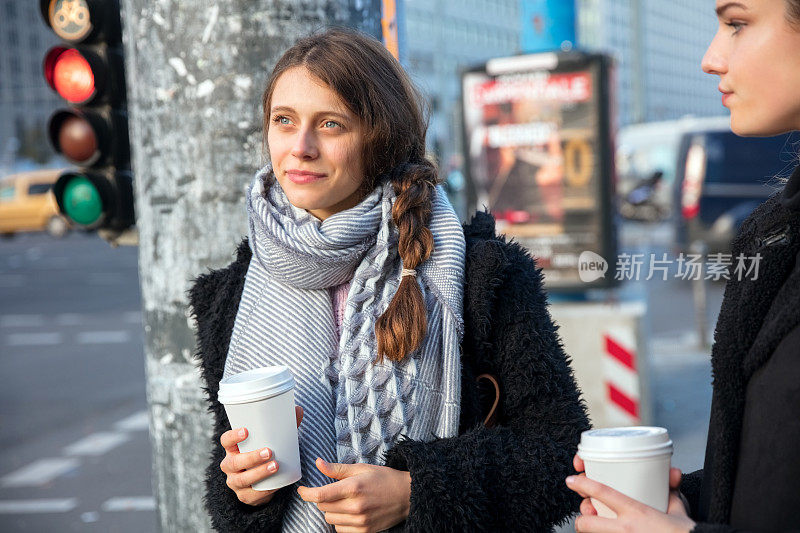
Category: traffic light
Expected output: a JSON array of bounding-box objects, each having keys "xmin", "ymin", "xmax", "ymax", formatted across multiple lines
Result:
[{"xmin": 40, "ymin": 0, "xmax": 134, "ymax": 233}]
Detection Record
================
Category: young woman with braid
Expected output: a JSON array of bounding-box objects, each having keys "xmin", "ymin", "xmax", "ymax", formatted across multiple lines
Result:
[{"xmin": 189, "ymin": 27, "xmax": 589, "ymax": 533}]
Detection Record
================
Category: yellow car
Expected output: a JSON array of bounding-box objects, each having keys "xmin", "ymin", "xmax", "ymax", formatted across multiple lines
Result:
[{"xmin": 0, "ymin": 169, "xmax": 70, "ymax": 238}]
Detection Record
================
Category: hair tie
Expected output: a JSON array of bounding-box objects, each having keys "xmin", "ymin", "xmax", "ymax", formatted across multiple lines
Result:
[{"xmin": 401, "ymin": 268, "xmax": 417, "ymax": 278}]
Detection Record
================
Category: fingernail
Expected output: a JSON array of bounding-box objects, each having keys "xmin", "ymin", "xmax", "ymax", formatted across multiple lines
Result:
[
  {"xmin": 267, "ymin": 461, "xmax": 277, "ymax": 472},
  {"xmin": 566, "ymin": 476, "xmax": 575, "ymax": 484},
  {"xmin": 260, "ymin": 448, "xmax": 271, "ymax": 459},
  {"xmin": 238, "ymin": 428, "xmax": 245, "ymax": 438}
]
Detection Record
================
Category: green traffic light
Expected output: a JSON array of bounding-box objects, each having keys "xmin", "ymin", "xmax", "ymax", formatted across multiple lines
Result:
[{"xmin": 62, "ymin": 175, "xmax": 103, "ymax": 225}]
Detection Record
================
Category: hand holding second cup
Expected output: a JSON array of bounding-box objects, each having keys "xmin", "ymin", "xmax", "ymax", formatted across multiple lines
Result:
[{"xmin": 219, "ymin": 405, "xmax": 304, "ymax": 506}]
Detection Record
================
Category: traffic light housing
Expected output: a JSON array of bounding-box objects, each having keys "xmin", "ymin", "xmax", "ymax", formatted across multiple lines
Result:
[{"xmin": 41, "ymin": 0, "xmax": 134, "ymax": 233}]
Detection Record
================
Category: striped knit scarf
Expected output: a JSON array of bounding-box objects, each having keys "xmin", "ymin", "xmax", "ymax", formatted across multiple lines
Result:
[{"xmin": 223, "ymin": 165, "xmax": 465, "ymax": 532}]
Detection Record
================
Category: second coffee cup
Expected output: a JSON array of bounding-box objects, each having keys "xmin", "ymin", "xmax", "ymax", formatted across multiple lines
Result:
[
  {"xmin": 218, "ymin": 365, "xmax": 302, "ymax": 491},
  {"xmin": 577, "ymin": 426, "xmax": 673, "ymax": 518}
]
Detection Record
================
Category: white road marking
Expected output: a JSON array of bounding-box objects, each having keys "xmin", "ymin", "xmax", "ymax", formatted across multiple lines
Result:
[
  {"xmin": 101, "ymin": 496, "xmax": 156, "ymax": 512},
  {"xmin": 54, "ymin": 313, "xmax": 86, "ymax": 326},
  {"xmin": 0, "ymin": 498, "xmax": 78, "ymax": 514},
  {"xmin": 76, "ymin": 331, "xmax": 131, "ymax": 344},
  {"xmin": 123, "ymin": 311, "xmax": 142, "ymax": 324},
  {"xmin": 5, "ymin": 332, "xmax": 62, "ymax": 346},
  {"xmin": 1, "ymin": 458, "xmax": 80, "ymax": 488},
  {"xmin": 0, "ymin": 314, "xmax": 45, "ymax": 328},
  {"xmin": 114, "ymin": 410, "xmax": 149, "ymax": 432},
  {"xmin": 63, "ymin": 432, "xmax": 130, "ymax": 457}
]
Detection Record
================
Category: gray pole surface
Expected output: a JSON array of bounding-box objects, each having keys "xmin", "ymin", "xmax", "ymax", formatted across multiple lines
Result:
[{"xmin": 119, "ymin": 2, "xmax": 380, "ymax": 530}]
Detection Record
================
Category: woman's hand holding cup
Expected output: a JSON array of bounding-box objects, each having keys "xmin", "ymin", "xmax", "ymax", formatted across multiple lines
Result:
[
  {"xmin": 220, "ymin": 405, "xmax": 304, "ymax": 506},
  {"xmin": 569, "ymin": 452, "xmax": 694, "ymax": 532}
]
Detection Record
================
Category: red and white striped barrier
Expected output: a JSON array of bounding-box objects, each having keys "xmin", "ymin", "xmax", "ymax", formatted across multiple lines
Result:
[
  {"xmin": 548, "ymin": 302, "xmax": 650, "ymax": 428},
  {"xmin": 603, "ymin": 328, "xmax": 641, "ymax": 425}
]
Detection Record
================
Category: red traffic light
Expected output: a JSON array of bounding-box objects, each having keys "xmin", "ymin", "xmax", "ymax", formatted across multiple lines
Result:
[
  {"xmin": 41, "ymin": 0, "xmax": 133, "ymax": 234},
  {"xmin": 44, "ymin": 47, "xmax": 100, "ymax": 104}
]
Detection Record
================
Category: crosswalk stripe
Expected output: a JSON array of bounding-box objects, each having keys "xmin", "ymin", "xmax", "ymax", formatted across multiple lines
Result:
[
  {"xmin": 0, "ymin": 498, "xmax": 78, "ymax": 514},
  {"xmin": 54, "ymin": 313, "xmax": 86, "ymax": 326},
  {"xmin": 1, "ymin": 458, "xmax": 80, "ymax": 488},
  {"xmin": 5, "ymin": 332, "xmax": 62, "ymax": 346},
  {"xmin": 63, "ymin": 432, "xmax": 130, "ymax": 457},
  {"xmin": 76, "ymin": 331, "xmax": 131, "ymax": 344},
  {"xmin": 122, "ymin": 311, "xmax": 142, "ymax": 324},
  {"xmin": 101, "ymin": 496, "xmax": 155, "ymax": 512},
  {"xmin": 114, "ymin": 410, "xmax": 149, "ymax": 432},
  {"xmin": 1, "ymin": 311, "xmax": 142, "ymax": 329},
  {"xmin": 0, "ymin": 314, "xmax": 45, "ymax": 328}
]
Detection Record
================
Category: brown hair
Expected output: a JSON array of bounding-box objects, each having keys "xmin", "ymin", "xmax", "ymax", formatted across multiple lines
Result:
[
  {"xmin": 788, "ymin": 0, "xmax": 800, "ymax": 27},
  {"xmin": 261, "ymin": 27, "xmax": 439, "ymax": 364}
]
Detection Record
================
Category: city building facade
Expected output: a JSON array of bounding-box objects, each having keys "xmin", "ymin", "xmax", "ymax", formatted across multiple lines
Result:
[
  {"xmin": 401, "ymin": 0, "xmax": 522, "ymax": 172},
  {"xmin": 576, "ymin": 0, "xmax": 723, "ymax": 127},
  {"xmin": 399, "ymin": 0, "xmax": 723, "ymax": 175}
]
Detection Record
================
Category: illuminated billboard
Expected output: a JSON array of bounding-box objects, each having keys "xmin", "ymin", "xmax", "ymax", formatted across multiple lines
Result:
[{"xmin": 461, "ymin": 52, "xmax": 617, "ymax": 291}]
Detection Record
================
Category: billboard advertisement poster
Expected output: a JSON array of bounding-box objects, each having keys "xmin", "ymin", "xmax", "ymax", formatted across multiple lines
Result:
[{"xmin": 461, "ymin": 52, "xmax": 617, "ymax": 291}]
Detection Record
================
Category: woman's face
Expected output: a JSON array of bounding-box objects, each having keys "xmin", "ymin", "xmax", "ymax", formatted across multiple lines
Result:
[
  {"xmin": 267, "ymin": 66, "xmax": 366, "ymax": 221},
  {"xmin": 702, "ymin": 0, "xmax": 800, "ymax": 136}
]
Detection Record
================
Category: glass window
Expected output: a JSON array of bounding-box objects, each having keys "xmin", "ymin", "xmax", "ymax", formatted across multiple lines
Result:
[
  {"xmin": 0, "ymin": 185, "xmax": 15, "ymax": 200},
  {"xmin": 28, "ymin": 183, "xmax": 53, "ymax": 195}
]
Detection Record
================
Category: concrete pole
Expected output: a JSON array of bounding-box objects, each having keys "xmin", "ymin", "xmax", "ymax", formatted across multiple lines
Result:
[{"xmin": 119, "ymin": 2, "xmax": 380, "ymax": 530}]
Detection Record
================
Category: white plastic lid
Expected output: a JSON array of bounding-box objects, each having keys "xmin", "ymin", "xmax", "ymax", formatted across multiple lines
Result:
[
  {"xmin": 218, "ymin": 366, "xmax": 295, "ymax": 405},
  {"xmin": 578, "ymin": 426, "xmax": 673, "ymax": 460}
]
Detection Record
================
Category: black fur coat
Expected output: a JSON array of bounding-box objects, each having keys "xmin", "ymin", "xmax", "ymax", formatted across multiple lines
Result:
[
  {"xmin": 680, "ymin": 166, "xmax": 800, "ymax": 532},
  {"xmin": 188, "ymin": 211, "xmax": 590, "ymax": 532}
]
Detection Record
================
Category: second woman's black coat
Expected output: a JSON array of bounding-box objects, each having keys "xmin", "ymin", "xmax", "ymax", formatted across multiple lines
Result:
[
  {"xmin": 188, "ymin": 211, "xmax": 590, "ymax": 532},
  {"xmin": 680, "ymin": 165, "xmax": 800, "ymax": 532}
]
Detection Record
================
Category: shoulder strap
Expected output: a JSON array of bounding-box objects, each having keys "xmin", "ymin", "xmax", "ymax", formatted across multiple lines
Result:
[{"xmin": 476, "ymin": 373, "xmax": 500, "ymax": 428}]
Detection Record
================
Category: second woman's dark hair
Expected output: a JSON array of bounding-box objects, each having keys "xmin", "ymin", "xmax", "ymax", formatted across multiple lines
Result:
[
  {"xmin": 261, "ymin": 27, "xmax": 439, "ymax": 364},
  {"xmin": 788, "ymin": 0, "xmax": 800, "ymax": 27}
]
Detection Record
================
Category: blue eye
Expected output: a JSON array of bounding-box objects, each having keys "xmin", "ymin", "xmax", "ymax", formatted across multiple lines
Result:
[
  {"xmin": 324, "ymin": 120, "xmax": 341, "ymax": 128},
  {"xmin": 272, "ymin": 116, "xmax": 291, "ymax": 125}
]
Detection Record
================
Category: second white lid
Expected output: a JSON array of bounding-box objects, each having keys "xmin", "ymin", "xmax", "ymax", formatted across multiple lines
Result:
[
  {"xmin": 578, "ymin": 426, "xmax": 672, "ymax": 458},
  {"xmin": 218, "ymin": 365, "xmax": 295, "ymax": 405}
]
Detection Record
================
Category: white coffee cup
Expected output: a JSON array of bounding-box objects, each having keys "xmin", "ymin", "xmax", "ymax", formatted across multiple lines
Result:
[
  {"xmin": 218, "ymin": 365, "xmax": 302, "ymax": 491},
  {"xmin": 577, "ymin": 426, "xmax": 673, "ymax": 518}
]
